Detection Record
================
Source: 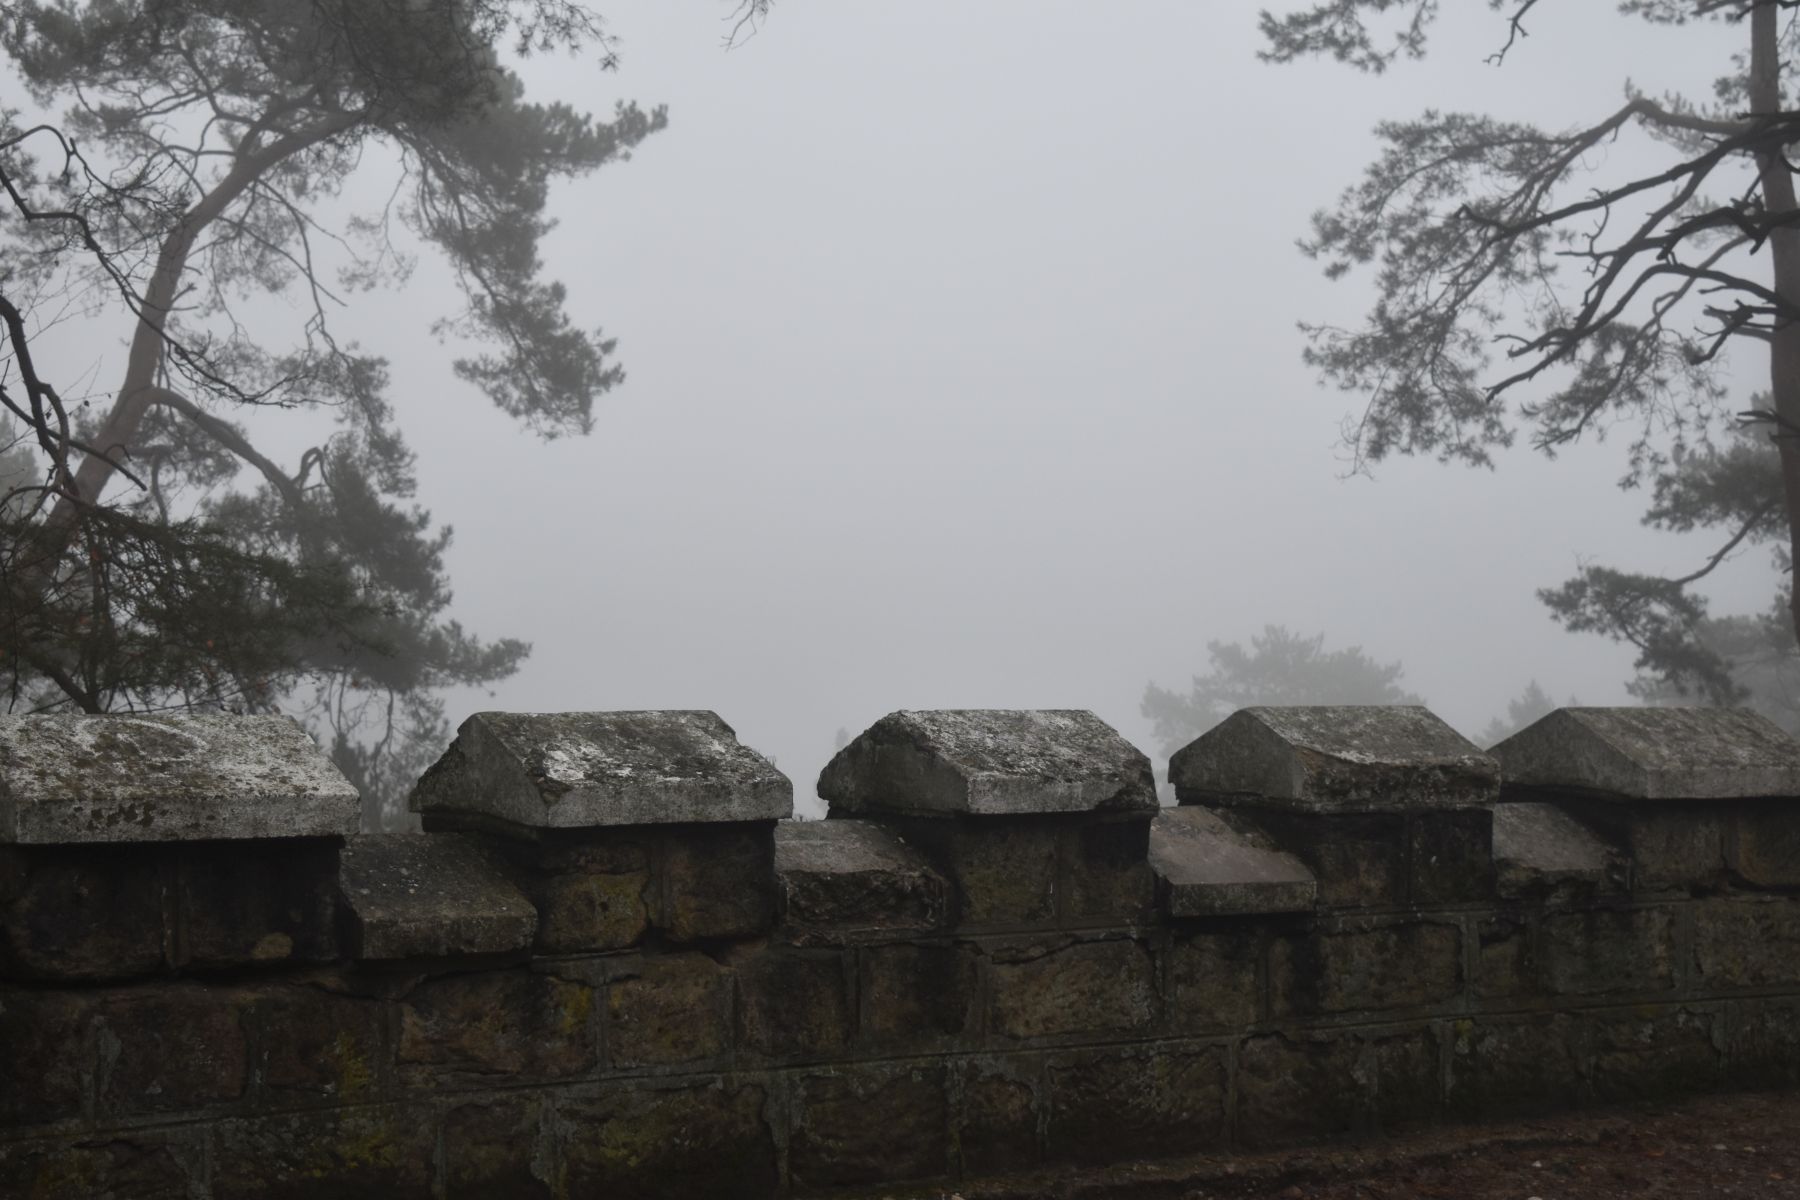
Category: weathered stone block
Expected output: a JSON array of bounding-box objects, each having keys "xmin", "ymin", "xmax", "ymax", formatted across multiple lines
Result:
[
  {"xmin": 1172, "ymin": 706, "xmax": 1498, "ymax": 813},
  {"xmin": 791, "ymin": 1063, "xmax": 950, "ymax": 1189},
  {"xmin": 1448, "ymin": 1015, "xmax": 1582, "ymax": 1118},
  {"xmin": 956, "ymin": 1058, "xmax": 1042, "ymax": 1176},
  {"xmin": 411, "ymin": 710, "xmax": 792, "ymax": 831},
  {"xmin": 1062, "ymin": 814, "xmax": 1156, "ymax": 922},
  {"xmin": 1, "ymin": 845, "xmax": 168, "ymax": 980},
  {"xmin": 396, "ymin": 971, "xmax": 593, "ymax": 1085},
  {"xmin": 254, "ymin": 984, "xmax": 384, "ymax": 1102},
  {"xmin": 534, "ymin": 867, "xmax": 650, "ymax": 954},
  {"xmin": 1235, "ymin": 1033, "xmax": 1360, "ymax": 1148},
  {"xmin": 0, "ymin": 989, "xmax": 91, "ymax": 1125},
  {"xmin": 1408, "ymin": 810, "xmax": 1493, "ymax": 904},
  {"xmin": 1539, "ymin": 907, "xmax": 1674, "ymax": 995},
  {"xmin": 1693, "ymin": 898, "xmax": 1800, "ymax": 989},
  {"xmin": 1371, "ymin": 1027, "xmax": 1442, "ymax": 1131},
  {"xmin": 212, "ymin": 1106, "xmax": 434, "ymax": 1199},
  {"xmin": 1493, "ymin": 801, "xmax": 1625, "ymax": 900},
  {"xmin": 1045, "ymin": 1044, "xmax": 1227, "ymax": 1164},
  {"xmin": 775, "ymin": 818, "xmax": 947, "ymax": 940},
  {"xmin": 605, "ymin": 952, "xmax": 732, "ymax": 1068},
  {"xmin": 1165, "ymin": 930, "xmax": 1260, "ymax": 1031},
  {"xmin": 1725, "ymin": 999, "xmax": 1800, "ymax": 1089},
  {"xmin": 1149, "ymin": 807, "xmax": 1315, "ymax": 917},
  {"xmin": 0, "ymin": 1133, "xmax": 200, "ymax": 1200},
  {"xmin": 819, "ymin": 709, "xmax": 1157, "ymax": 817},
  {"xmin": 0, "ymin": 713, "xmax": 359, "ymax": 843},
  {"xmin": 1730, "ymin": 800, "xmax": 1800, "ymax": 887},
  {"xmin": 1621, "ymin": 806, "xmax": 1728, "ymax": 892},
  {"xmin": 560, "ymin": 1081, "xmax": 778, "ymax": 1200},
  {"xmin": 859, "ymin": 941, "xmax": 980, "ymax": 1048},
  {"xmin": 96, "ymin": 986, "xmax": 251, "ymax": 1116},
  {"xmin": 658, "ymin": 822, "xmax": 776, "ymax": 942},
  {"xmin": 987, "ymin": 937, "xmax": 1156, "ymax": 1040},
  {"xmin": 177, "ymin": 839, "xmax": 338, "ymax": 967},
  {"xmin": 1474, "ymin": 915, "xmax": 1533, "ymax": 1000},
  {"xmin": 1270, "ymin": 920, "xmax": 1461, "ymax": 1016},
  {"xmin": 442, "ymin": 1095, "xmax": 552, "ymax": 1198},
  {"xmin": 1238, "ymin": 810, "xmax": 1406, "ymax": 908},
  {"xmin": 732, "ymin": 945, "xmax": 851, "ymax": 1061},
  {"xmin": 1492, "ymin": 705, "xmax": 1800, "ymax": 800},
  {"xmin": 338, "ymin": 833, "xmax": 535, "ymax": 960},
  {"xmin": 1587, "ymin": 1007, "xmax": 1719, "ymax": 1103}
]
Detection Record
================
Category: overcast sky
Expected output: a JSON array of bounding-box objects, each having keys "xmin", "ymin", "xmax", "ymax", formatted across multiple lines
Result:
[{"xmin": 43, "ymin": 3, "xmax": 1774, "ymax": 811}]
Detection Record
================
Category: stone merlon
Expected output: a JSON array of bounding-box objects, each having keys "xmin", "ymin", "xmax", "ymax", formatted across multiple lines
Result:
[
  {"xmin": 1169, "ymin": 706, "xmax": 1498, "ymax": 814},
  {"xmin": 0, "ymin": 713, "xmax": 358, "ymax": 844},
  {"xmin": 1490, "ymin": 706, "xmax": 1800, "ymax": 801},
  {"xmin": 816, "ymin": 709, "xmax": 1157, "ymax": 817},
  {"xmin": 1149, "ymin": 806, "xmax": 1316, "ymax": 916},
  {"xmin": 409, "ymin": 711, "xmax": 793, "ymax": 831}
]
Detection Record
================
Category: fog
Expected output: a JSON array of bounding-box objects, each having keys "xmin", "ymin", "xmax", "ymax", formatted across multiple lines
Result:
[{"xmin": 41, "ymin": 4, "xmax": 1779, "ymax": 813}]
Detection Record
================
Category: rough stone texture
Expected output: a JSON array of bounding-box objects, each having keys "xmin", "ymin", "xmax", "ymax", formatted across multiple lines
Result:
[
  {"xmin": 1171, "ymin": 706, "xmax": 1498, "ymax": 814},
  {"xmin": 1587, "ymin": 1007, "xmax": 1720, "ymax": 1103},
  {"xmin": 1474, "ymin": 915, "xmax": 1533, "ymax": 1000},
  {"xmin": 732, "ymin": 945, "xmax": 852, "ymax": 1061},
  {"xmin": 1407, "ymin": 810, "xmax": 1495, "ymax": 904},
  {"xmin": 253, "ymin": 984, "xmax": 385, "ymax": 1103},
  {"xmin": 1620, "ymin": 806, "xmax": 1729, "ymax": 892},
  {"xmin": 0, "ymin": 713, "xmax": 357, "ymax": 843},
  {"xmin": 1449, "ymin": 1015, "xmax": 1583, "ymax": 1118},
  {"xmin": 1692, "ymin": 898, "xmax": 1800, "ymax": 989},
  {"xmin": 885, "ymin": 814, "xmax": 1061, "ymax": 927},
  {"xmin": 1235, "ymin": 1034, "xmax": 1360, "ymax": 1148},
  {"xmin": 559, "ymin": 1081, "xmax": 777, "ymax": 1200},
  {"xmin": 211, "ymin": 1106, "xmax": 434, "ymax": 1199},
  {"xmin": 1727, "ymin": 998, "xmax": 1800, "ymax": 1090},
  {"xmin": 818, "ymin": 709, "xmax": 1157, "ymax": 816},
  {"xmin": 396, "ymin": 971, "xmax": 594, "ymax": 1085},
  {"xmin": 1271, "ymin": 920, "xmax": 1462, "ymax": 1016},
  {"xmin": 410, "ymin": 710, "xmax": 792, "ymax": 830},
  {"xmin": 1492, "ymin": 705, "xmax": 1800, "ymax": 800},
  {"xmin": 987, "ymin": 936, "xmax": 1157, "ymax": 1039},
  {"xmin": 956, "ymin": 1059, "xmax": 1042, "ymax": 1175},
  {"xmin": 1493, "ymin": 802, "xmax": 1624, "ymax": 899},
  {"xmin": 1166, "ymin": 930, "xmax": 1261, "ymax": 1031},
  {"xmin": 776, "ymin": 818, "xmax": 947, "ymax": 939},
  {"xmin": 859, "ymin": 941, "xmax": 980, "ymax": 1048},
  {"xmin": 1, "ymin": 845, "xmax": 168, "ymax": 980},
  {"xmin": 499, "ymin": 831, "xmax": 653, "ymax": 954},
  {"xmin": 659, "ymin": 822, "xmax": 777, "ymax": 941},
  {"xmin": 602, "ymin": 952, "xmax": 733, "ymax": 1068},
  {"xmin": 1061, "ymin": 814, "xmax": 1157, "ymax": 922},
  {"xmin": 1371, "ymin": 1028, "xmax": 1443, "ymax": 1131},
  {"xmin": 95, "ymin": 986, "xmax": 252, "ymax": 1116},
  {"xmin": 441, "ymin": 1095, "xmax": 551, "ymax": 1198},
  {"xmin": 177, "ymin": 840, "xmax": 339, "ymax": 967},
  {"xmin": 1045, "ymin": 1044, "xmax": 1228, "ymax": 1165},
  {"xmin": 0, "ymin": 989, "xmax": 91, "ymax": 1126},
  {"xmin": 790, "ymin": 1063, "xmax": 950, "ymax": 1189},
  {"xmin": 1730, "ymin": 799, "xmax": 1800, "ymax": 886},
  {"xmin": 1149, "ymin": 806, "xmax": 1316, "ymax": 916},
  {"xmin": 1241, "ymin": 810, "xmax": 1406, "ymax": 908},
  {"xmin": 339, "ymin": 834, "xmax": 535, "ymax": 960},
  {"xmin": 0, "ymin": 1133, "xmax": 201, "ymax": 1200},
  {"xmin": 1539, "ymin": 907, "xmax": 1675, "ymax": 996}
]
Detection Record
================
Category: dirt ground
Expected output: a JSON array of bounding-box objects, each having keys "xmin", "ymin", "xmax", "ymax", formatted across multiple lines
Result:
[{"xmin": 917, "ymin": 1091, "xmax": 1800, "ymax": 1200}]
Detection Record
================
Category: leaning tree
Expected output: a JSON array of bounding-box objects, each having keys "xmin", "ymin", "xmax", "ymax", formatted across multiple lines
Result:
[
  {"xmin": 1263, "ymin": 0, "xmax": 1800, "ymax": 711},
  {"xmin": 0, "ymin": 0, "xmax": 665, "ymax": 825}
]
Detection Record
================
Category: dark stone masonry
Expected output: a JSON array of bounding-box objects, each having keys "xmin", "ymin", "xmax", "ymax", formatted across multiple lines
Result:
[{"xmin": 4, "ymin": 703, "xmax": 1800, "ymax": 1196}]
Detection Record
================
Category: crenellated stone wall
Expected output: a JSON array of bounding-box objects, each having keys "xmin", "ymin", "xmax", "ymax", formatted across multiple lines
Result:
[{"xmin": 4, "ymin": 703, "xmax": 1800, "ymax": 1197}]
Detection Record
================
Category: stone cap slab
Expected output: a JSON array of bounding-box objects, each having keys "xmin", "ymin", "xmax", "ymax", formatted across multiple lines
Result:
[
  {"xmin": 1490, "ymin": 706, "xmax": 1800, "ymax": 801},
  {"xmin": 1149, "ymin": 806, "xmax": 1316, "ymax": 916},
  {"xmin": 1169, "ymin": 706, "xmax": 1498, "ymax": 814},
  {"xmin": 0, "ymin": 713, "xmax": 359, "ymax": 844},
  {"xmin": 1492, "ymin": 802, "xmax": 1625, "ymax": 899},
  {"xmin": 339, "ymin": 834, "xmax": 537, "ymax": 960},
  {"xmin": 774, "ymin": 818, "xmax": 947, "ymax": 940},
  {"xmin": 409, "ymin": 711, "xmax": 792, "ymax": 830},
  {"xmin": 816, "ymin": 709, "xmax": 1157, "ymax": 817}
]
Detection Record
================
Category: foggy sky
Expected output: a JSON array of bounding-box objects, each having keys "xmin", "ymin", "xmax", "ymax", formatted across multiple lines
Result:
[{"xmin": 41, "ymin": 3, "xmax": 1776, "ymax": 812}]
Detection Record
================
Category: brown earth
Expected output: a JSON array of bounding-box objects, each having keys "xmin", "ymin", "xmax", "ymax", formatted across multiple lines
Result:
[{"xmin": 897, "ymin": 1091, "xmax": 1800, "ymax": 1200}]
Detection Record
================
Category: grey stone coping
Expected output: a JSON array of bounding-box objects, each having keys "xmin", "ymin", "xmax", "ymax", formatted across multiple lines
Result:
[
  {"xmin": 338, "ymin": 833, "xmax": 537, "ymax": 960},
  {"xmin": 1169, "ymin": 706, "xmax": 1498, "ymax": 814},
  {"xmin": 1148, "ymin": 806, "xmax": 1316, "ymax": 917},
  {"xmin": 1491, "ymin": 802, "xmax": 1622, "ymax": 899},
  {"xmin": 817, "ymin": 709, "xmax": 1157, "ymax": 817},
  {"xmin": 1490, "ymin": 706, "xmax": 1800, "ymax": 801},
  {"xmin": 409, "ymin": 711, "xmax": 792, "ymax": 830},
  {"xmin": 0, "ymin": 713, "xmax": 359, "ymax": 844},
  {"xmin": 774, "ymin": 818, "xmax": 947, "ymax": 937}
]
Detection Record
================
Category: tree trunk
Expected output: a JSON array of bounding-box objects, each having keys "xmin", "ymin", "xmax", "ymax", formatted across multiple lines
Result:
[{"xmin": 1750, "ymin": 2, "xmax": 1800, "ymax": 649}]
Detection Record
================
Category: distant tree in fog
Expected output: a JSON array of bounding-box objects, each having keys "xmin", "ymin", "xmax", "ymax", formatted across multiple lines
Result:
[
  {"xmin": 1479, "ymin": 680, "xmax": 1575, "ymax": 748},
  {"xmin": 1262, "ymin": 1, "xmax": 1800, "ymax": 712},
  {"xmin": 1141, "ymin": 625, "xmax": 1423, "ymax": 759},
  {"xmin": 0, "ymin": 2, "xmax": 665, "ymax": 828}
]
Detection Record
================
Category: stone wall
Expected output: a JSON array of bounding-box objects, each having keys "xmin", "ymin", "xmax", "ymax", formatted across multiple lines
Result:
[{"xmin": 4, "ymin": 703, "xmax": 1800, "ymax": 1197}]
